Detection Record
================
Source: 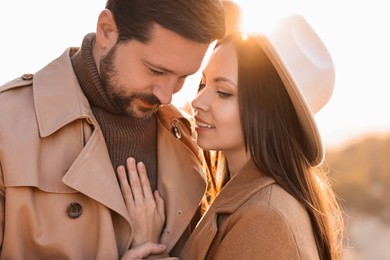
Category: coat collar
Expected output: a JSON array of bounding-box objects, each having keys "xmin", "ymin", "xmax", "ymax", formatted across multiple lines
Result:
[
  {"xmin": 180, "ymin": 160, "xmax": 276, "ymax": 259},
  {"xmin": 34, "ymin": 48, "xmax": 133, "ymax": 222},
  {"xmin": 32, "ymin": 48, "xmax": 131, "ymax": 219},
  {"xmin": 210, "ymin": 159, "xmax": 276, "ymax": 214},
  {"xmin": 33, "ymin": 48, "xmax": 94, "ymax": 138}
]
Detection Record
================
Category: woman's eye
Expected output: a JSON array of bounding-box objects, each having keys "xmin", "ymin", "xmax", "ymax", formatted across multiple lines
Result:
[{"xmin": 217, "ymin": 91, "xmax": 232, "ymax": 98}]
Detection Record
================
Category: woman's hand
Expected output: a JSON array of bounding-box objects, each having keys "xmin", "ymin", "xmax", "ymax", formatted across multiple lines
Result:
[{"xmin": 118, "ymin": 157, "xmax": 166, "ymax": 247}]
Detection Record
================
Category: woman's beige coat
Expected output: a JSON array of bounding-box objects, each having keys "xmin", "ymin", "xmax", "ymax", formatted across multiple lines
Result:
[
  {"xmin": 0, "ymin": 49, "xmax": 205, "ymax": 259},
  {"xmin": 180, "ymin": 160, "xmax": 320, "ymax": 260}
]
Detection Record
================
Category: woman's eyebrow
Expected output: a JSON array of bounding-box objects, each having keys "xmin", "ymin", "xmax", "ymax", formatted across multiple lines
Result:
[{"xmin": 213, "ymin": 76, "xmax": 237, "ymax": 87}]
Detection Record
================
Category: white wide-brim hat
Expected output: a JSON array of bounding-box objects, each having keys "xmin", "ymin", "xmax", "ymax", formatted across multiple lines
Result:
[{"xmin": 254, "ymin": 14, "xmax": 335, "ymax": 166}]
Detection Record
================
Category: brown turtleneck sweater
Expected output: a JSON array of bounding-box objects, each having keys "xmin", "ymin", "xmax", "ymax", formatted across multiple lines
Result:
[{"xmin": 71, "ymin": 33, "xmax": 158, "ymax": 190}]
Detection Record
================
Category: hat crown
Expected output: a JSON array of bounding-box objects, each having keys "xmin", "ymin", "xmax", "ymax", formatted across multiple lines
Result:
[{"xmin": 267, "ymin": 14, "xmax": 335, "ymax": 115}]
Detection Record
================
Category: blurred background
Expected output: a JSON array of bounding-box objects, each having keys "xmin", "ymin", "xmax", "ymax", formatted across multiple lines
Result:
[{"xmin": 1, "ymin": 1, "xmax": 389, "ymax": 259}]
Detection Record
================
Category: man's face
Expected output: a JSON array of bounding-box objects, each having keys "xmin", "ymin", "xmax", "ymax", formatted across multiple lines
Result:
[{"xmin": 99, "ymin": 24, "xmax": 209, "ymax": 119}]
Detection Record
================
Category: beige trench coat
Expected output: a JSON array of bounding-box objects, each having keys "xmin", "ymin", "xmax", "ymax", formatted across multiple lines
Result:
[
  {"xmin": 179, "ymin": 160, "xmax": 320, "ymax": 260},
  {"xmin": 0, "ymin": 48, "xmax": 206, "ymax": 259}
]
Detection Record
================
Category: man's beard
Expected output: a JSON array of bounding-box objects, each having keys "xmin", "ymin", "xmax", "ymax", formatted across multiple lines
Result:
[{"xmin": 99, "ymin": 44, "xmax": 161, "ymax": 119}]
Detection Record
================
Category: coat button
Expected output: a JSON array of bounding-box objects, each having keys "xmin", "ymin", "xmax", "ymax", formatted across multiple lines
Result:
[
  {"xmin": 171, "ymin": 119, "xmax": 182, "ymax": 139},
  {"xmin": 21, "ymin": 73, "xmax": 33, "ymax": 80},
  {"xmin": 66, "ymin": 202, "xmax": 83, "ymax": 219}
]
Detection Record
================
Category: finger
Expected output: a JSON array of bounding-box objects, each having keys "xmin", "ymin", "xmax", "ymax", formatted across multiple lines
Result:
[
  {"xmin": 154, "ymin": 190, "xmax": 166, "ymax": 222},
  {"xmin": 121, "ymin": 242, "xmax": 166, "ymax": 259},
  {"xmin": 117, "ymin": 165, "xmax": 135, "ymax": 207},
  {"xmin": 126, "ymin": 157, "xmax": 144, "ymax": 203},
  {"xmin": 142, "ymin": 242, "xmax": 166, "ymax": 255},
  {"xmin": 137, "ymin": 162, "xmax": 154, "ymax": 200}
]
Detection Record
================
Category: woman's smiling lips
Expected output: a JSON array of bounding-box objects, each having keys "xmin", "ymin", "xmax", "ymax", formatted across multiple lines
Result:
[{"xmin": 194, "ymin": 117, "xmax": 215, "ymax": 131}]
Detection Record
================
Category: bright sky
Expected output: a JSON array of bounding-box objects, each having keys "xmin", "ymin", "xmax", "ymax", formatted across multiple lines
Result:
[{"xmin": 1, "ymin": 0, "xmax": 389, "ymax": 150}]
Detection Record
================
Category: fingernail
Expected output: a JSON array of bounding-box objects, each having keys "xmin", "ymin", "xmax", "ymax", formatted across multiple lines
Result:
[{"xmin": 127, "ymin": 157, "xmax": 135, "ymax": 165}]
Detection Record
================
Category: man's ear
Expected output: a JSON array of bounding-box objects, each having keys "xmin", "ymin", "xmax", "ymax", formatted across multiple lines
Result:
[{"xmin": 96, "ymin": 9, "xmax": 118, "ymax": 49}]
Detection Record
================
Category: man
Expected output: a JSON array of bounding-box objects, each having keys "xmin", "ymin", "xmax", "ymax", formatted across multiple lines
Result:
[
  {"xmin": 0, "ymin": 0, "xmax": 224, "ymax": 258},
  {"xmin": 222, "ymin": 0, "xmax": 242, "ymax": 36}
]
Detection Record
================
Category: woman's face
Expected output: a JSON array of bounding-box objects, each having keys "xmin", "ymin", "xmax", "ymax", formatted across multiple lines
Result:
[{"xmin": 192, "ymin": 42, "xmax": 245, "ymax": 157}]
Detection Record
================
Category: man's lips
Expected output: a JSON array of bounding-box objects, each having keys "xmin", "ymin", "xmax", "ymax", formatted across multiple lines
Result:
[{"xmin": 135, "ymin": 98, "xmax": 159, "ymax": 110}]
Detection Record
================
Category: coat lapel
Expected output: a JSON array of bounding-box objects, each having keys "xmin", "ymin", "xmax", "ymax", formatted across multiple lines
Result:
[
  {"xmin": 156, "ymin": 106, "xmax": 206, "ymax": 252},
  {"xmin": 181, "ymin": 160, "xmax": 276, "ymax": 258},
  {"xmin": 34, "ymin": 48, "xmax": 131, "ymax": 222},
  {"xmin": 61, "ymin": 126, "xmax": 130, "ymax": 223},
  {"xmin": 211, "ymin": 161, "xmax": 276, "ymax": 215}
]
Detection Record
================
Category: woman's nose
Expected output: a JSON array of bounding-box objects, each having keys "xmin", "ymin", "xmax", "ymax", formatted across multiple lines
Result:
[{"xmin": 191, "ymin": 90, "xmax": 208, "ymax": 112}]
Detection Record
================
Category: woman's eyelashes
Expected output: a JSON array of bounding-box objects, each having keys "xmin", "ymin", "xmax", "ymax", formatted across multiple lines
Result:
[{"xmin": 216, "ymin": 91, "xmax": 233, "ymax": 98}]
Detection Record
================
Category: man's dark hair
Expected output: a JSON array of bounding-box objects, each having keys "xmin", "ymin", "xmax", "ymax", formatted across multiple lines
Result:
[{"xmin": 105, "ymin": 0, "xmax": 225, "ymax": 43}]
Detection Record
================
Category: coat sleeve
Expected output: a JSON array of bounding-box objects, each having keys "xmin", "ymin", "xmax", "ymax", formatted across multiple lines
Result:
[{"xmin": 209, "ymin": 205, "xmax": 303, "ymax": 260}]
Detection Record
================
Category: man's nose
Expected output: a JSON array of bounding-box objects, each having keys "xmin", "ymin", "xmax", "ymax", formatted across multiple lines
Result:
[{"xmin": 153, "ymin": 78, "xmax": 179, "ymax": 105}]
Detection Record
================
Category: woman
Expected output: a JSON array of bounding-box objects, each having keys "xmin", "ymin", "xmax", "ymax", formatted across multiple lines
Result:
[{"xmin": 120, "ymin": 15, "xmax": 344, "ymax": 260}]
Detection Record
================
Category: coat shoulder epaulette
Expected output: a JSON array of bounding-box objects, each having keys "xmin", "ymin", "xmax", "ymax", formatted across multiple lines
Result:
[
  {"xmin": 0, "ymin": 73, "xmax": 34, "ymax": 93},
  {"xmin": 158, "ymin": 104, "xmax": 199, "ymax": 155},
  {"xmin": 158, "ymin": 104, "xmax": 194, "ymax": 136}
]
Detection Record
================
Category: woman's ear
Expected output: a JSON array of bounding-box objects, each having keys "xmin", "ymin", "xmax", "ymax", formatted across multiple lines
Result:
[{"xmin": 96, "ymin": 9, "xmax": 118, "ymax": 49}]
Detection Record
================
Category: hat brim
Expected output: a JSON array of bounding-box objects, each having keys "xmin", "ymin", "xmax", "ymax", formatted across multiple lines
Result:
[{"xmin": 255, "ymin": 36, "xmax": 324, "ymax": 166}]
